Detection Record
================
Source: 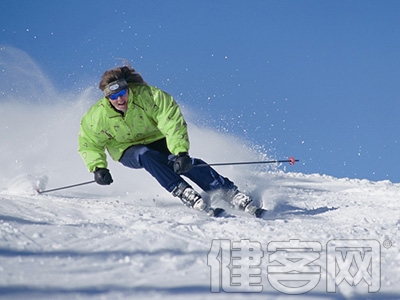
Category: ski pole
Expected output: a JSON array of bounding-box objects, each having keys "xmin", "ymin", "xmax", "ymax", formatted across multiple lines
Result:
[
  {"xmin": 36, "ymin": 180, "xmax": 96, "ymax": 194},
  {"xmin": 195, "ymin": 156, "xmax": 299, "ymax": 167}
]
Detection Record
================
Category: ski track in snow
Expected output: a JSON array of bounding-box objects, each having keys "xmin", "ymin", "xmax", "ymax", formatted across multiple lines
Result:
[{"xmin": 0, "ymin": 171, "xmax": 399, "ymax": 300}]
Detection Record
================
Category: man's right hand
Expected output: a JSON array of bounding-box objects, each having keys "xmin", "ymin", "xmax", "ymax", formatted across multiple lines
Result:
[{"xmin": 94, "ymin": 168, "xmax": 113, "ymax": 185}]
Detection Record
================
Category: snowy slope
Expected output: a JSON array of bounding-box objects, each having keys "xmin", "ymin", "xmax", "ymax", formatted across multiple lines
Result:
[
  {"xmin": 0, "ymin": 171, "xmax": 399, "ymax": 300},
  {"xmin": 1, "ymin": 89, "xmax": 399, "ymax": 300}
]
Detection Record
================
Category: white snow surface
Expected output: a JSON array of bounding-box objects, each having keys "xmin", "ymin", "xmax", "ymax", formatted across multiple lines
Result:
[{"xmin": 1, "ymin": 89, "xmax": 399, "ymax": 300}]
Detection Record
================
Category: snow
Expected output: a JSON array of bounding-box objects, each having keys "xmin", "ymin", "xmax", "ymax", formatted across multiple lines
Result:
[
  {"xmin": 1, "ymin": 88, "xmax": 399, "ymax": 299},
  {"xmin": 1, "ymin": 171, "xmax": 399, "ymax": 300}
]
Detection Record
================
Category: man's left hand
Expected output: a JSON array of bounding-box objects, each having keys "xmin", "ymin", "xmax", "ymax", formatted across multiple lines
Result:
[{"xmin": 173, "ymin": 152, "xmax": 192, "ymax": 174}]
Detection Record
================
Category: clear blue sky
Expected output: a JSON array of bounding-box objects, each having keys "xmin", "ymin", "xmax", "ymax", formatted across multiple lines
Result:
[{"xmin": 1, "ymin": 0, "xmax": 399, "ymax": 182}]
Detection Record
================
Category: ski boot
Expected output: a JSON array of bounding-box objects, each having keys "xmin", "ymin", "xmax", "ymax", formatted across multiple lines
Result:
[
  {"xmin": 172, "ymin": 182, "xmax": 225, "ymax": 217},
  {"xmin": 230, "ymin": 190, "xmax": 266, "ymax": 218}
]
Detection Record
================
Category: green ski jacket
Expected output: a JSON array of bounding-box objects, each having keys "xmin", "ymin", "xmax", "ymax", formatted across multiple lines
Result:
[{"xmin": 78, "ymin": 83, "xmax": 189, "ymax": 172}]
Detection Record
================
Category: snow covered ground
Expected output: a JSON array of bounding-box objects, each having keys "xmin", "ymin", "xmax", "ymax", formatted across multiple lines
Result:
[
  {"xmin": 1, "ymin": 170, "xmax": 399, "ymax": 300},
  {"xmin": 1, "ymin": 90, "xmax": 399, "ymax": 300}
]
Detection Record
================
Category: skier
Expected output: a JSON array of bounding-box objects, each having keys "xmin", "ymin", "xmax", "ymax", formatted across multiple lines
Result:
[{"xmin": 78, "ymin": 65, "xmax": 261, "ymax": 217}]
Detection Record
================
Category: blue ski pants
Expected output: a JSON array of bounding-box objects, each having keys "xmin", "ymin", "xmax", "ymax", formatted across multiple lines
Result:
[{"xmin": 119, "ymin": 144, "xmax": 237, "ymax": 194}]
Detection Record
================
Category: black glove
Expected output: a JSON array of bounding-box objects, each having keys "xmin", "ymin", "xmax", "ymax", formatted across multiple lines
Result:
[
  {"xmin": 94, "ymin": 168, "xmax": 113, "ymax": 185},
  {"xmin": 173, "ymin": 152, "xmax": 193, "ymax": 174}
]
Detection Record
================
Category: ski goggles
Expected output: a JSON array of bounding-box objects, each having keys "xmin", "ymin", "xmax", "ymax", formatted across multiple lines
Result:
[{"xmin": 108, "ymin": 89, "xmax": 127, "ymax": 100}]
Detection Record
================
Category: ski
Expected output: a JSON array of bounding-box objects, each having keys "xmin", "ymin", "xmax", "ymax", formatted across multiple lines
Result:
[
  {"xmin": 207, "ymin": 207, "xmax": 235, "ymax": 218},
  {"xmin": 207, "ymin": 205, "xmax": 267, "ymax": 219},
  {"xmin": 254, "ymin": 208, "xmax": 268, "ymax": 218},
  {"xmin": 212, "ymin": 207, "xmax": 226, "ymax": 217}
]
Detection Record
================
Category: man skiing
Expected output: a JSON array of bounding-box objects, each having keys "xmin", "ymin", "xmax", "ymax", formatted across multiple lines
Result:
[{"xmin": 78, "ymin": 65, "xmax": 262, "ymax": 217}]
